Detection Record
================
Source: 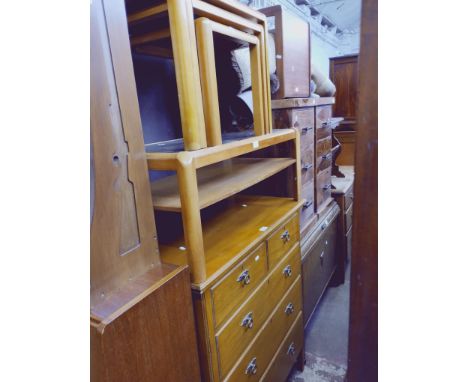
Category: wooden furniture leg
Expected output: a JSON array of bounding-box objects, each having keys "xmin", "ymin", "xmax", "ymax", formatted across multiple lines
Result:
[
  {"xmin": 176, "ymin": 152, "xmax": 207, "ymax": 284},
  {"xmin": 167, "ymin": 0, "xmax": 207, "ymax": 151}
]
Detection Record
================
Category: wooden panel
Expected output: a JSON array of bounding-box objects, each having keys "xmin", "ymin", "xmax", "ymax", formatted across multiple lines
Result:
[
  {"xmin": 260, "ymin": 6, "xmax": 310, "ymax": 99},
  {"xmin": 269, "ymin": 244, "xmax": 301, "ymax": 301},
  {"xmin": 260, "ymin": 312, "xmax": 304, "ymax": 382},
  {"xmin": 316, "ymin": 136, "xmax": 332, "ymax": 159},
  {"xmin": 316, "ymin": 151, "xmax": 333, "ymax": 173},
  {"xmin": 301, "ymin": 206, "xmax": 339, "ymax": 326},
  {"xmin": 267, "ymin": 213, "xmax": 300, "ymax": 269},
  {"xmin": 334, "ymin": 131, "xmax": 356, "ymax": 166},
  {"xmin": 151, "ymin": 158, "xmax": 295, "ymax": 211},
  {"xmin": 329, "ymin": 54, "xmax": 358, "ymax": 124},
  {"xmin": 91, "ymin": 265, "xmax": 201, "ymax": 382},
  {"xmin": 90, "ymin": 0, "xmax": 160, "ymax": 303},
  {"xmin": 315, "ymin": 167, "xmax": 332, "ymax": 212},
  {"xmin": 347, "ymin": 0, "xmax": 378, "ymax": 380},
  {"xmin": 211, "ymin": 243, "xmax": 268, "ymax": 328}
]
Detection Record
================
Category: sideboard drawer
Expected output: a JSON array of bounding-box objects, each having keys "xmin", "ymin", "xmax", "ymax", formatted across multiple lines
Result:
[
  {"xmin": 316, "ymin": 105, "xmax": 333, "ymax": 127},
  {"xmin": 300, "ymin": 127, "xmax": 315, "ymax": 155},
  {"xmin": 301, "ymin": 181, "xmax": 315, "ymax": 227},
  {"xmin": 316, "ymin": 151, "xmax": 332, "ymax": 173},
  {"xmin": 267, "ymin": 214, "xmax": 299, "ymax": 269},
  {"xmin": 315, "ymin": 167, "xmax": 332, "ymax": 211},
  {"xmin": 316, "ymin": 136, "xmax": 332, "ymax": 160},
  {"xmin": 269, "ymin": 245, "xmax": 301, "ymax": 302},
  {"xmin": 260, "ymin": 312, "xmax": 304, "ymax": 382},
  {"xmin": 211, "ymin": 243, "xmax": 268, "ymax": 327},
  {"xmin": 216, "ymin": 278, "xmax": 272, "ymax": 379}
]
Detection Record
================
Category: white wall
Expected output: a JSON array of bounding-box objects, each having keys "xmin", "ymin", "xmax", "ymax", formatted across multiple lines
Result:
[{"xmin": 311, "ymin": 32, "xmax": 340, "ymax": 78}]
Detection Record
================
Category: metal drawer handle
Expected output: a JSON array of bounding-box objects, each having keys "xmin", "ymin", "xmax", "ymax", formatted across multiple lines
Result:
[
  {"xmin": 245, "ymin": 357, "xmax": 257, "ymax": 375},
  {"xmin": 320, "ymin": 251, "xmax": 325, "ymax": 266},
  {"xmin": 241, "ymin": 312, "xmax": 254, "ymax": 329},
  {"xmin": 283, "ymin": 265, "xmax": 292, "ymax": 278},
  {"xmin": 322, "ymin": 184, "xmax": 332, "ymax": 191},
  {"xmin": 301, "ymin": 126, "xmax": 313, "ymax": 133},
  {"xmin": 321, "ymin": 153, "xmax": 332, "ymax": 160},
  {"xmin": 281, "ymin": 230, "xmax": 290, "ymax": 242},
  {"xmin": 302, "ymin": 163, "xmax": 313, "ymax": 171},
  {"xmin": 321, "ymin": 219, "xmax": 329, "ymax": 230},
  {"xmin": 237, "ymin": 269, "xmax": 250, "ymax": 286},
  {"xmin": 321, "ymin": 119, "xmax": 331, "ymax": 128},
  {"xmin": 287, "ymin": 343, "xmax": 296, "ymax": 356},
  {"xmin": 285, "ymin": 303, "xmax": 294, "ymax": 316},
  {"xmin": 303, "ymin": 200, "xmax": 313, "ymax": 209}
]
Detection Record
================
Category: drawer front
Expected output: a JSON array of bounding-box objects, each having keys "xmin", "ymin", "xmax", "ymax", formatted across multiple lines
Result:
[
  {"xmin": 302, "ymin": 215, "xmax": 338, "ymax": 324},
  {"xmin": 315, "ymin": 136, "xmax": 332, "ymax": 160},
  {"xmin": 216, "ymin": 278, "xmax": 272, "ymax": 379},
  {"xmin": 345, "ymin": 204, "xmax": 353, "ymax": 232},
  {"xmin": 212, "ymin": 243, "xmax": 268, "ymax": 327},
  {"xmin": 316, "ymin": 124, "xmax": 332, "ymax": 141},
  {"xmin": 300, "ymin": 127, "xmax": 315, "ymax": 156},
  {"xmin": 260, "ymin": 313, "xmax": 304, "ymax": 382},
  {"xmin": 272, "ymin": 109, "xmax": 314, "ymax": 133},
  {"xmin": 301, "ymin": 149, "xmax": 314, "ymax": 185},
  {"xmin": 269, "ymin": 244, "xmax": 301, "ymax": 302},
  {"xmin": 315, "ymin": 105, "xmax": 333, "ymax": 128},
  {"xmin": 267, "ymin": 214, "xmax": 299, "ymax": 269},
  {"xmin": 224, "ymin": 279, "xmax": 302, "ymax": 382},
  {"xmin": 300, "ymin": 181, "xmax": 315, "ymax": 228},
  {"xmin": 316, "ymin": 151, "xmax": 332, "ymax": 173},
  {"xmin": 315, "ymin": 168, "xmax": 332, "ymax": 211}
]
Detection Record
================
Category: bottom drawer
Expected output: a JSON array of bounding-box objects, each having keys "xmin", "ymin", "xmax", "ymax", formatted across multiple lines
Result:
[{"xmin": 261, "ymin": 312, "xmax": 304, "ymax": 382}]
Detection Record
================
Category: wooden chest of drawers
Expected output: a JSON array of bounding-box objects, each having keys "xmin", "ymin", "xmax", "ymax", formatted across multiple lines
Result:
[
  {"xmin": 272, "ymin": 97, "xmax": 336, "ymax": 237},
  {"xmin": 189, "ymin": 206, "xmax": 305, "ymax": 382},
  {"xmin": 300, "ymin": 201, "xmax": 340, "ymax": 327},
  {"xmin": 332, "ymin": 168, "xmax": 354, "ymax": 285}
]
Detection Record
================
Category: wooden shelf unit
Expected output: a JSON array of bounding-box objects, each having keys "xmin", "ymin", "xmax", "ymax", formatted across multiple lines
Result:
[
  {"xmin": 160, "ymin": 195, "xmax": 303, "ymax": 288},
  {"xmin": 151, "ymin": 157, "xmax": 296, "ymax": 212}
]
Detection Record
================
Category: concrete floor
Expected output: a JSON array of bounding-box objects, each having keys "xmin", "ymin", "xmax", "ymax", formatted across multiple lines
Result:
[{"xmin": 289, "ymin": 263, "xmax": 350, "ymax": 381}]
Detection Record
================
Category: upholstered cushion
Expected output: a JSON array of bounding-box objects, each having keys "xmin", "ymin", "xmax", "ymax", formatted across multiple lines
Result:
[{"xmin": 311, "ymin": 63, "xmax": 336, "ymax": 96}]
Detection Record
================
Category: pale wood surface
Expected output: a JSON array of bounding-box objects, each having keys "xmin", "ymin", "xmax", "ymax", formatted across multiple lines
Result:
[
  {"xmin": 159, "ymin": 195, "xmax": 303, "ymax": 288},
  {"xmin": 147, "ymin": 129, "xmax": 296, "ymax": 170},
  {"xmin": 271, "ymin": 97, "xmax": 335, "ymax": 109},
  {"xmin": 127, "ymin": 3, "xmax": 168, "ymax": 24},
  {"xmin": 151, "ymin": 157, "xmax": 295, "ymax": 211},
  {"xmin": 267, "ymin": 213, "xmax": 300, "ymax": 269}
]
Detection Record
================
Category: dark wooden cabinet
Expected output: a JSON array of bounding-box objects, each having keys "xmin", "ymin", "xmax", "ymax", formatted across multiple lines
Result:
[{"xmin": 329, "ymin": 55, "xmax": 358, "ymax": 165}]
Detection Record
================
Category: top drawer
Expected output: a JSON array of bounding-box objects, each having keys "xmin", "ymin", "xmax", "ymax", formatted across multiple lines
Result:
[
  {"xmin": 315, "ymin": 105, "xmax": 333, "ymax": 128},
  {"xmin": 211, "ymin": 243, "xmax": 268, "ymax": 328},
  {"xmin": 267, "ymin": 213, "xmax": 300, "ymax": 269},
  {"xmin": 272, "ymin": 108, "xmax": 315, "ymax": 132}
]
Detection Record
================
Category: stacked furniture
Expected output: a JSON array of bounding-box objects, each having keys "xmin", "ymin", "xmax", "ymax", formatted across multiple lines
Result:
[
  {"xmin": 126, "ymin": 0, "xmax": 273, "ymax": 150},
  {"xmin": 90, "ymin": 1, "xmax": 201, "ymax": 380},
  {"xmin": 271, "ymin": 97, "xmax": 343, "ymax": 327}
]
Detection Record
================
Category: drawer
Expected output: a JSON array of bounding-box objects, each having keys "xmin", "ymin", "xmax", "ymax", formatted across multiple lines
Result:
[
  {"xmin": 315, "ymin": 136, "xmax": 332, "ymax": 160},
  {"xmin": 315, "ymin": 168, "xmax": 332, "ymax": 212},
  {"xmin": 272, "ymin": 108, "xmax": 314, "ymax": 132},
  {"xmin": 300, "ymin": 181, "xmax": 315, "ymax": 228},
  {"xmin": 300, "ymin": 150, "xmax": 314, "ymax": 185},
  {"xmin": 315, "ymin": 105, "xmax": 333, "ymax": 128},
  {"xmin": 260, "ymin": 313, "xmax": 304, "ymax": 382},
  {"xmin": 345, "ymin": 204, "xmax": 353, "ymax": 232},
  {"xmin": 224, "ymin": 279, "xmax": 302, "ymax": 382},
  {"xmin": 211, "ymin": 243, "xmax": 268, "ymax": 328},
  {"xmin": 269, "ymin": 244, "xmax": 301, "ymax": 302},
  {"xmin": 267, "ymin": 214, "xmax": 299, "ymax": 269},
  {"xmin": 302, "ymin": 212, "xmax": 338, "ymax": 325},
  {"xmin": 316, "ymin": 151, "xmax": 332, "ymax": 173},
  {"xmin": 216, "ymin": 278, "xmax": 272, "ymax": 379},
  {"xmin": 300, "ymin": 127, "xmax": 315, "ymax": 155}
]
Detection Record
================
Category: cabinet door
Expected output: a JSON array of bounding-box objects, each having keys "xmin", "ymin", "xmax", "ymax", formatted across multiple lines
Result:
[{"xmin": 91, "ymin": 0, "xmax": 159, "ymax": 303}]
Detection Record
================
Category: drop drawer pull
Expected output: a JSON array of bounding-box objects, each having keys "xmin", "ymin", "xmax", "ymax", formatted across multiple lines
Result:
[
  {"xmin": 287, "ymin": 343, "xmax": 296, "ymax": 356},
  {"xmin": 245, "ymin": 357, "xmax": 257, "ymax": 375},
  {"xmin": 241, "ymin": 312, "xmax": 254, "ymax": 329},
  {"xmin": 303, "ymin": 200, "xmax": 313, "ymax": 209},
  {"xmin": 281, "ymin": 230, "xmax": 290, "ymax": 242},
  {"xmin": 237, "ymin": 269, "xmax": 250, "ymax": 286},
  {"xmin": 285, "ymin": 303, "xmax": 294, "ymax": 316},
  {"xmin": 302, "ymin": 163, "xmax": 313, "ymax": 171},
  {"xmin": 321, "ymin": 153, "xmax": 332, "ymax": 160},
  {"xmin": 322, "ymin": 184, "xmax": 332, "ymax": 191},
  {"xmin": 283, "ymin": 265, "xmax": 292, "ymax": 278},
  {"xmin": 301, "ymin": 127, "xmax": 313, "ymax": 133},
  {"xmin": 321, "ymin": 119, "xmax": 331, "ymax": 128}
]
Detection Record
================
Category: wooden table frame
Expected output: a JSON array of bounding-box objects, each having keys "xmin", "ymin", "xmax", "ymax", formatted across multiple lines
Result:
[
  {"xmin": 196, "ymin": 17, "xmax": 264, "ymax": 145},
  {"xmin": 128, "ymin": 0, "xmax": 272, "ymax": 151}
]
